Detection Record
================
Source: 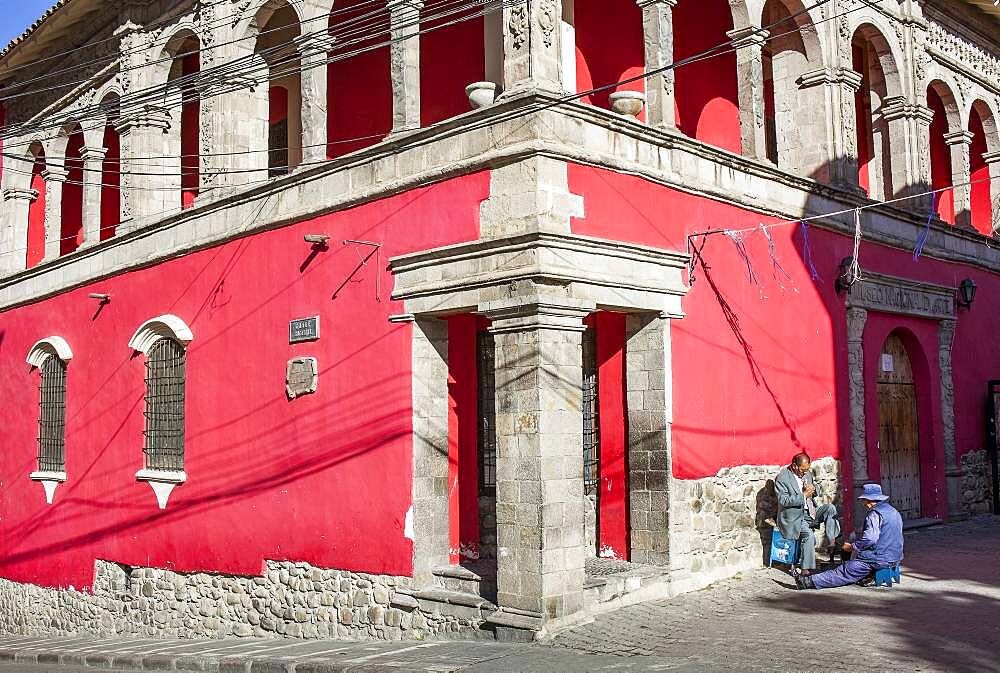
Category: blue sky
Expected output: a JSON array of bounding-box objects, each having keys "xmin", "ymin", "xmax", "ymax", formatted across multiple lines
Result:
[{"xmin": 1, "ymin": 1, "xmax": 56, "ymax": 49}]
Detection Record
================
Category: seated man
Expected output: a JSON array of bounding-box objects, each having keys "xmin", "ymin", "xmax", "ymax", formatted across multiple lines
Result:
[
  {"xmin": 795, "ymin": 483, "xmax": 904, "ymax": 590},
  {"xmin": 774, "ymin": 452, "xmax": 841, "ymax": 574}
]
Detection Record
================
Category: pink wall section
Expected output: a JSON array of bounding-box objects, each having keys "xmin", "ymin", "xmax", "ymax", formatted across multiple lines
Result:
[
  {"xmin": 419, "ymin": 8, "xmax": 485, "ymax": 128},
  {"xmin": 969, "ymin": 110, "xmax": 992, "ymax": 235},
  {"xmin": 574, "ymin": 0, "xmax": 646, "ymax": 120},
  {"xmin": 568, "ymin": 164, "xmax": 1000, "ymax": 500},
  {"xmin": 0, "ymin": 172, "xmax": 489, "ymax": 589},
  {"xmin": 27, "ymin": 156, "xmax": 47, "ymax": 269}
]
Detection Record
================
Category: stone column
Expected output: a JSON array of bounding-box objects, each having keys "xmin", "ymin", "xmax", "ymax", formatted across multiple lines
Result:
[
  {"xmin": 636, "ymin": 0, "xmax": 678, "ymax": 131},
  {"xmin": 938, "ymin": 319, "xmax": 964, "ymax": 521},
  {"xmin": 115, "ymin": 106, "xmax": 173, "ymax": 228},
  {"xmin": 409, "ymin": 317, "xmax": 450, "ymax": 587},
  {"xmin": 41, "ymin": 166, "xmax": 67, "ymax": 261},
  {"xmin": 501, "ymin": 0, "xmax": 565, "ymax": 96},
  {"xmin": 482, "ymin": 295, "xmax": 592, "ymax": 628},
  {"xmin": 0, "ymin": 188, "xmax": 37, "ymax": 274},
  {"xmin": 828, "ymin": 67, "xmax": 864, "ymax": 190},
  {"xmin": 846, "ymin": 306, "xmax": 868, "ymax": 529},
  {"xmin": 983, "ymin": 150, "xmax": 1000, "ymax": 237},
  {"xmin": 298, "ymin": 43, "xmax": 330, "ymax": 166},
  {"xmin": 625, "ymin": 312, "xmax": 672, "ymax": 566},
  {"xmin": 727, "ymin": 27, "xmax": 769, "ymax": 161},
  {"xmin": 79, "ymin": 146, "xmax": 107, "ymax": 247},
  {"xmin": 944, "ymin": 130, "xmax": 975, "ymax": 229},
  {"xmin": 911, "ymin": 104, "xmax": 935, "ymax": 211},
  {"xmin": 879, "ymin": 97, "xmax": 917, "ymax": 202},
  {"xmin": 388, "ymin": 0, "xmax": 423, "ymax": 133}
]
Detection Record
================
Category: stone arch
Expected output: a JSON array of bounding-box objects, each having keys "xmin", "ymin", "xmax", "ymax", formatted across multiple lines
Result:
[
  {"xmin": 59, "ymin": 121, "xmax": 86, "ymax": 256},
  {"xmin": 157, "ymin": 28, "xmax": 203, "ymax": 209},
  {"xmin": 851, "ymin": 23, "xmax": 903, "ymax": 200},
  {"xmin": 969, "ymin": 99, "xmax": 997, "ymax": 235},
  {"xmin": 26, "ymin": 336, "xmax": 74, "ymax": 368},
  {"xmin": 760, "ymin": 0, "xmax": 825, "ymax": 172},
  {"xmin": 129, "ymin": 314, "xmax": 194, "ymax": 355},
  {"xmin": 25, "ymin": 140, "xmax": 48, "ymax": 269},
  {"xmin": 98, "ymin": 92, "xmax": 122, "ymax": 241},
  {"xmin": 927, "ymin": 80, "xmax": 959, "ymax": 223}
]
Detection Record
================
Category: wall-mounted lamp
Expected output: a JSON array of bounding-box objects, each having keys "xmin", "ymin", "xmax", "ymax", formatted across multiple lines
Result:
[
  {"xmin": 957, "ymin": 278, "xmax": 977, "ymax": 309},
  {"xmin": 304, "ymin": 234, "xmax": 330, "ymax": 246},
  {"xmin": 835, "ymin": 256, "xmax": 858, "ymax": 295},
  {"xmin": 88, "ymin": 293, "xmax": 111, "ymax": 304}
]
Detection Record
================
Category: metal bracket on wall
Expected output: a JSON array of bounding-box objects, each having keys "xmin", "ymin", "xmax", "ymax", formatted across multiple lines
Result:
[{"xmin": 342, "ymin": 239, "xmax": 383, "ymax": 301}]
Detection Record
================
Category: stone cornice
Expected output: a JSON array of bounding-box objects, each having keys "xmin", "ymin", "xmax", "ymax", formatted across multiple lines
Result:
[{"xmin": 1, "ymin": 92, "xmax": 998, "ymax": 312}]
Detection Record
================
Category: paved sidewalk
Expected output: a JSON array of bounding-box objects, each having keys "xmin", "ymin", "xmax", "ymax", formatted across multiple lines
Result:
[{"xmin": 2, "ymin": 516, "xmax": 998, "ymax": 672}]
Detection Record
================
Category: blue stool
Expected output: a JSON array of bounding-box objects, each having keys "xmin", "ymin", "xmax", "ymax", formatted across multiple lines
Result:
[
  {"xmin": 874, "ymin": 564, "xmax": 901, "ymax": 588},
  {"xmin": 769, "ymin": 528, "xmax": 800, "ymax": 569}
]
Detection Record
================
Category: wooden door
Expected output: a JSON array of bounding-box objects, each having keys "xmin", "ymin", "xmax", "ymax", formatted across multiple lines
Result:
[{"xmin": 877, "ymin": 334, "xmax": 921, "ymax": 520}]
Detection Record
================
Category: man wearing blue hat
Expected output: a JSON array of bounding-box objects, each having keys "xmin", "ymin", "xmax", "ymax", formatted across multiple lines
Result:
[{"xmin": 795, "ymin": 483, "xmax": 904, "ymax": 590}]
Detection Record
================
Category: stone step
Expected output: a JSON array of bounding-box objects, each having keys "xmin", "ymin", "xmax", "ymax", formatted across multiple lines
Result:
[
  {"xmin": 431, "ymin": 563, "xmax": 489, "ymax": 596},
  {"xmin": 410, "ymin": 586, "xmax": 497, "ymax": 622}
]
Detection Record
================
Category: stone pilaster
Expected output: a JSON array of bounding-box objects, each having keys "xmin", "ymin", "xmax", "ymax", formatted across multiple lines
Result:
[
  {"xmin": 879, "ymin": 97, "xmax": 919, "ymax": 202},
  {"xmin": 1, "ymin": 188, "xmax": 38, "ymax": 274},
  {"xmin": 79, "ymin": 146, "xmax": 108, "ymax": 246},
  {"xmin": 482, "ymin": 295, "xmax": 592, "ymax": 626},
  {"xmin": 944, "ymin": 130, "xmax": 975, "ymax": 229},
  {"xmin": 625, "ymin": 312, "xmax": 672, "ymax": 566},
  {"xmin": 501, "ymin": 0, "xmax": 565, "ymax": 96},
  {"xmin": 41, "ymin": 167, "xmax": 67, "ymax": 261},
  {"xmin": 938, "ymin": 318, "xmax": 964, "ymax": 521},
  {"xmin": 911, "ymin": 104, "xmax": 935, "ymax": 209},
  {"xmin": 299, "ymin": 43, "xmax": 329, "ymax": 166},
  {"xmin": 983, "ymin": 150, "xmax": 1000, "ymax": 236},
  {"xmin": 636, "ymin": 0, "xmax": 678, "ymax": 131},
  {"xmin": 727, "ymin": 27, "xmax": 769, "ymax": 161},
  {"xmin": 829, "ymin": 67, "xmax": 864, "ymax": 190},
  {"xmin": 845, "ymin": 306, "xmax": 868, "ymax": 529},
  {"xmin": 388, "ymin": 0, "xmax": 423, "ymax": 133},
  {"xmin": 115, "ymin": 107, "xmax": 173, "ymax": 227},
  {"xmin": 409, "ymin": 317, "xmax": 450, "ymax": 587}
]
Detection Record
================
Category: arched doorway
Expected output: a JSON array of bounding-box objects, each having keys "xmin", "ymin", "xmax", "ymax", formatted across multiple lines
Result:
[{"xmin": 877, "ymin": 332, "xmax": 921, "ymax": 520}]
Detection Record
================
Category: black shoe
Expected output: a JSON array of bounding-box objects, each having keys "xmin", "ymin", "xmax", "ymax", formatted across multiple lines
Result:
[
  {"xmin": 794, "ymin": 574, "xmax": 816, "ymax": 590},
  {"xmin": 857, "ymin": 574, "xmax": 875, "ymax": 587}
]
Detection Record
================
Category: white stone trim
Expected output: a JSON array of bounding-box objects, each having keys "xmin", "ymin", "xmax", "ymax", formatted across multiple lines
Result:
[
  {"xmin": 26, "ymin": 336, "xmax": 73, "ymax": 367},
  {"xmin": 136, "ymin": 469, "xmax": 187, "ymax": 509},
  {"xmin": 29, "ymin": 470, "xmax": 67, "ymax": 505},
  {"xmin": 128, "ymin": 315, "xmax": 194, "ymax": 355}
]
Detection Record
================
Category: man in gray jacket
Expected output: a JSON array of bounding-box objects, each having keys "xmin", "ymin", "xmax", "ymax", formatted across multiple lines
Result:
[{"xmin": 774, "ymin": 452, "xmax": 841, "ymax": 574}]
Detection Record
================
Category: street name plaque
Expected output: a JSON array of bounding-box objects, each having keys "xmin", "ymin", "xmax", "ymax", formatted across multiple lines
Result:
[{"xmin": 289, "ymin": 316, "xmax": 320, "ymax": 343}]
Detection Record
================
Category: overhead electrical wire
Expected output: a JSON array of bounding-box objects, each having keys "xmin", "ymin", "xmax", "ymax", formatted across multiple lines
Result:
[{"xmin": 12, "ymin": 0, "xmax": 981, "ymax": 261}]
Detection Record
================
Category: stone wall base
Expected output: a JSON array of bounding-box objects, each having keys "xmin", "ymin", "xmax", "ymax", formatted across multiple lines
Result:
[
  {"xmin": 0, "ymin": 560, "xmax": 482, "ymax": 641},
  {"xmin": 961, "ymin": 450, "xmax": 994, "ymax": 516},
  {"xmin": 672, "ymin": 457, "xmax": 842, "ymax": 587}
]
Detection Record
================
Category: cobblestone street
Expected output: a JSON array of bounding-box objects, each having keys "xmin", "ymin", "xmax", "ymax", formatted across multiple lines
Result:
[
  {"xmin": 552, "ymin": 515, "xmax": 1000, "ymax": 672},
  {"xmin": 2, "ymin": 516, "xmax": 998, "ymax": 672}
]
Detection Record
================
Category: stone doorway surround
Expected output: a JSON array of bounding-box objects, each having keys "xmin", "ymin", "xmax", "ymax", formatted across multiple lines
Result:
[
  {"xmin": 843, "ymin": 269, "xmax": 961, "ymax": 523},
  {"xmin": 389, "ymin": 158, "xmax": 689, "ymax": 634}
]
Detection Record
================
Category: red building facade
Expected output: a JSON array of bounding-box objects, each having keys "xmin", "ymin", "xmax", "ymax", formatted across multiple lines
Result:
[{"xmin": 0, "ymin": 0, "xmax": 997, "ymax": 640}]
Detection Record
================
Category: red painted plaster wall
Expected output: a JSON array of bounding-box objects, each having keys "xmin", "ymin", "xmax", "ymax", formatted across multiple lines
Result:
[
  {"xmin": 969, "ymin": 110, "xmax": 992, "ymax": 235},
  {"xmin": 419, "ymin": 7, "xmax": 485, "ymax": 127},
  {"xmin": 61, "ymin": 128, "xmax": 85, "ymax": 256},
  {"xmin": 574, "ymin": 0, "xmax": 645, "ymax": 120},
  {"xmin": 327, "ymin": 1, "xmax": 392, "ymax": 158},
  {"xmin": 591, "ymin": 312, "xmax": 628, "ymax": 560},
  {"xmin": 26, "ymin": 155, "xmax": 47, "ymax": 269},
  {"xmin": 181, "ymin": 52, "xmax": 200, "ymax": 210},
  {"xmin": 447, "ymin": 314, "xmax": 480, "ymax": 563},
  {"xmin": 673, "ymin": 0, "xmax": 741, "ymax": 154},
  {"xmin": 101, "ymin": 125, "xmax": 121, "ymax": 241},
  {"xmin": 927, "ymin": 88, "xmax": 955, "ymax": 224},
  {"xmin": 568, "ymin": 163, "xmax": 1000, "ymax": 507},
  {"xmin": 0, "ymin": 172, "xmax": 489, "ymax": 589},
  {"xmin": 854, "ymin": 44, "xmax": 874, "ymax": 196}
]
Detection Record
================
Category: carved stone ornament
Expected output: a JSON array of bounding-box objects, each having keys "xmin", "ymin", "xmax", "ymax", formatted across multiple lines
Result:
[
  {"xmin": 508, "ymin": 5, "xmax": 528, "ymax": 51},
  {"xmin": 538, "ymin": 0, "xmax": 559, "ymax": 48},
  {"xmin": 286, "ymin": 357, "xmax": 319, "ymax": 399},
  {"xmin": 846, "ymin": 271, "xmax": 956, "ymax": 320}
]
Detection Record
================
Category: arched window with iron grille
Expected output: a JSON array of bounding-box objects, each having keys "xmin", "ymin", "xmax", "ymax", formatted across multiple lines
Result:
[
  {"xmin": 143, "ymin": 337, "xmax": 187, "ymax": 471},
  {"xmin": 37, "ymin": 356, "xmax": 67, "ymax": 473}
]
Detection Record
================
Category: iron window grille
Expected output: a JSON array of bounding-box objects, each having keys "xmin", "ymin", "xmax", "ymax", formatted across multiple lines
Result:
[
  {"xmin": 582, "ymin": 327, "xmax": 600, "ymax": 497},
  {"xmin": 37, "ymin": 356, "xmax": 67, "ymax": 473},
  {"xmin": 477, "ymin": 331, "xmax": 497, "ymax": 495},
  {"xmin": 268, "ymin": 119, "xmax": 289, "ymax": 178},
  {"xmin": 143, "ymin": 338, "xmax": 186, "ymax": 471}
]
